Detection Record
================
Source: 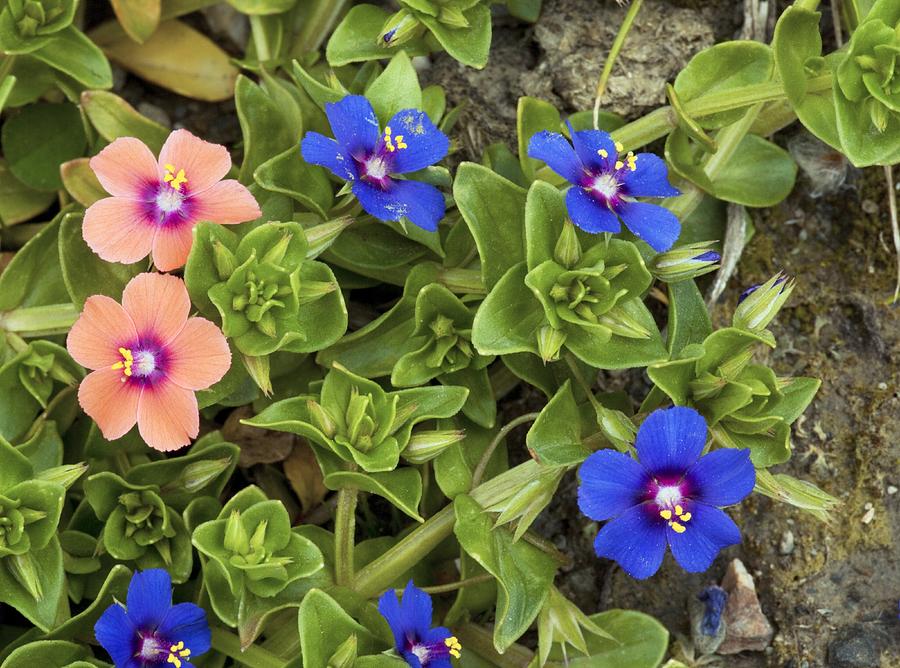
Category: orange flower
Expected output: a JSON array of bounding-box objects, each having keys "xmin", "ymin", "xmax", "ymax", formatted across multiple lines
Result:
[
  {"xmin": 67, "ymin": 273, "xmax": 231, "ymax": 452},
  {"xmin": 84, "ymin": 129, "xmax": 261, "ymax": 272}
]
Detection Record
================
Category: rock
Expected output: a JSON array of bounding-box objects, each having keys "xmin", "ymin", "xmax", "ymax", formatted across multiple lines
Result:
[
  {"xmin": 717, "ymin": 559, "xmax": 774, "ymax": 654},
  {"xmin": 779, "ymin": 530, "xmax": 795, "ymax": 555},
  {"xmin": 137, "ymin": 102, "xmax": 171, "ymax": 128},
  {"xmin": 827, "ymin": 623, "xmax": 890, "ymax": 668}
]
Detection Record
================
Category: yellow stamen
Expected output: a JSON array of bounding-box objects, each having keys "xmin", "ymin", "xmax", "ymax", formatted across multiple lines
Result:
[
  {"xmin": 445, "ymin": 636, "xmax": 462, "ymax": 659},
  {"xmin": 615, "ymin": 141, "xmax": 624, "ymax": 152},
  {"xmin": 670, "ymin": 521, "xmax": 686, "ymax": 534},
  {"xmin": 615, "ymin": 160, "xmax": 624, "ymax": 170},
  {"xmin": 112, "ymin": 347, "xmax": 133, "ymax": 381},
  {"xmin": 674, "ymin": 504, "xmax": 683, "ymax": 516},
  {"xmin": 396, "ymin": 134, "xmax": 407, "ymax": 149},
  {"xmin": 384, "ymin": 126, "xmax": 396, "ymax": 152},
  {"xmin": 679, "ymin": 512, "xmax": 692, "ymax": 522},
  {"xmin": 659, "ymin": 509, "xmax": 672, "ymax": 520},
  {"xmin": 163, "ymin": 163, "xmax": 188, "ymax": 191},
  {"xmin": 626, "ymin": 151, "xmax": 637, "ymax": 171},
  {"xmin": 167, "ymin": 641, "xmax": 191, "ymax": 668},
  {"xmin": 597, "ymin": 149, "xmax": 608, "ymax": 158}
]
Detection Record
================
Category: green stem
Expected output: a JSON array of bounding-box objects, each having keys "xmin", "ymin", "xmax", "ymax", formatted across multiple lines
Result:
[
  {"xmin": 470, "ymin": 412, "xmax": 540, "ymax": 488},
  {"xmin": 0, "ymin": 54, "xmax": 16, "ymax": 81},
  {"xmin": 0, "ymin": 303, "xmax": 79, "ymax": 336},
  {"xmin": 292, "ymin": 0, "xmax": 351, "ymax": 53},
  {"xmin": 210, "ymin": 627, "xmax": 287, "ymax": 668},
  {"xmin": 354, "ymin": 460, "xmax": 545, "ymax": 598},
  {"xmin": 455, "ymin": 624, "xmax": 534, "ymax": 668},
  {"xmin": 593, "ymin": 0, "xmax": 644, "ymax": 129},
  {"xmin": 334, "ymin": 482, "xmax": 358, "ymax": 587},
  {"xmin": 564, "ymin": 353, "xmax": 602, "ymax": 411},
  {"xmin": 438, "ymin": 267, "xmax": 487, "ymax": 295},
  {"xmin": 249, "ymin": 15, "xmax": 273, "ymax": 64},
  {"xmin": 795, "ymin": 0, "xmax": 822, "ymax": 10},
  {"xmin": 395, "ymin": 572, "xmax": 494, "ymax": 595}
]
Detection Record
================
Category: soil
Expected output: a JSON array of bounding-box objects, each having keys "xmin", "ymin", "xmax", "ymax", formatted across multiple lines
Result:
[{"xmin": 107, "ymin": 0, "xmax": 900, "ymax": 665}]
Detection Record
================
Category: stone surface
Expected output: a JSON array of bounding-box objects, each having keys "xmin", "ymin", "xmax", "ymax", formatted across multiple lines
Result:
[
  {"xmin": 827, "ymin": 623, "xmax": 891, "ymax": 668},
  {"xmin": 717, "ymin": 559, "xmax": 774, "ymax": 654}
]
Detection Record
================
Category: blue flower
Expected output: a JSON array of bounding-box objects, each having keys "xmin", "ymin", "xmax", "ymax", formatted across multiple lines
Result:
[
  {"xmin": 378, "ymin": 581, "xmax": 461, "ymax": 667},
  {"xmin": 697, "ymin": 585, "xmax": 728, "ymax": 636},
  {"xmin": 577, "ymin": 406, "xmax": 755, "ymax": 579},
  {"xmin": 301, "ymin": 95, "xmax": 450, "ymax": 232},
  {"xmin": 94, "ymin": 569, "xmax": 210, "ymax": 668},
  {"xmin": 528, "ymin": 124, "xmax": 681, "ymax": 252}
]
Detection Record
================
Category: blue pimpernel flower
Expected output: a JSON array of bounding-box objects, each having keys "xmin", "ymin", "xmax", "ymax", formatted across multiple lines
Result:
[
  {"xmin": 378, "ymin": 580, "xmax": 462, "ymax": 667},
  {"xmin": 301, "ymin": 95, "xmax": 450, "ymax": 232},
  {"xmin": 94, "ymin": 569, "xmax": 210, "ymax": 668},
  {"xmin": 528, "ymin": 124, "xmax": 681, "ymax": 252},
  {"xmin": 577, "ymin": 406, "xmax": 755, "ymax": 579}
]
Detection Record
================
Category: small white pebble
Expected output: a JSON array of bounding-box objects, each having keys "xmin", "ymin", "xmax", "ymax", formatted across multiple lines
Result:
[
  {"xmin": 878, "ymin": 382, "xmax": 888, "ymax": 390},
  {"xmin": 888, "ymin": 485, "xmax": 898, "ymax": 495},
  {"xmin": 862, "ymin": 506, "xmax": 876, "ymax": 524}
]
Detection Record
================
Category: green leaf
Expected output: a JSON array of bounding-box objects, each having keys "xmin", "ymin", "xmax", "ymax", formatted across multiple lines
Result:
[
  {"xmin": 524, "ymin": 179, "xmax": 568, "ymax": 270},
  {"xmin": 419, "ymin": 3, "xmax": 491, "ymax": 69},
  {"xmin": 527, "ymin": 382, "xmax": 589, "ymax": 466},
  {"xmin": 236, "ymin": 75, "xmax": 303, "ymax": 185},
  {"xmin": 0, "ymin": 536, "xmax": 68, "ymax": 631},
  {"xmin": 434, "ymin": 419, "xmax": 508, "ymax": 499},
  {"xmin": 666, "ymin": 279, "xmax": 712, "ymax": 356},
  {"xmin": 712, "ymin": 134, "xmax": 797, "ymax": 207},
  {"xmin": 58, "ymin": 212, "xmax": 143, "ymax": 308},
  {"xmin": 254, "ymin": 147, "xmax": 334, "ymax": 218},
  {"xmin": 0, "ymin": 160, "xmax": 55, "ymax": 226},
  {"xmin": 364, "ymin": 51, "xmax": 423, "ymax": 125},
  {"xmin": 111, "ymin": 0, "xmax": 161, "ymax": 42},
  {"xmin": 517, "ymin": 97, "xmax": 561, "ymax": 181},
  {"xmin": 472, "ymin": 263, "xmax": 543, "ymax": 356},
  {"xmin": 31, "ymin": 27, "xmax": 113, "ymax": 88},
  {"xmin": 228, "ymin": 0, "xmax": 296, "ymax": 14},
  {"xmin": 453, "ymin": 494, "xmax": 555, "ymax": 652},
  {"xmin": 1, "ymin": 102, "xmax": 87, "ymax": 191},
  {"xmin": 81, "ymin": 90, "xmax": 170, "ymax": 152},
  {"xmin": 549, "ymin": 609, "xmax": 668, "ymax": 667},
  {"xmin": 454, "ymin": 162, "xmax": 528, "ymax": 289},
  {"xmin": 675, "ymin": 41, "xmax": 774, "ymax": 128},
  {"xmin": 324, "ymin": 468, "xmax": 423, "ymax": 521},
  {"xmin": 0, "ymin": 640, "xmax": 90, "ymax": 667},
  {"xmin": 0, "ymin": 213, "xmax": 69, "ymax": 310},
  {"xmin": 297, "ymin": 589, "xmax": 378, "ymax": 668},
  {"xmin": 326, "ymin": 4, "xmax": 430, "ymax": 67},
  {"xmin": 566, "ymin": 300, "xmax": 667, "ymax": 369}
]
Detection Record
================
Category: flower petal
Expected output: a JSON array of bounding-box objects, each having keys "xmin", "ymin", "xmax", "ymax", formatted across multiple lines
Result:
[
  {"xmin": 527, "ymin": 130, "xmax": 583, "ymax": 184},
  {"xmin": 325, "ymin": 95, "xmax": 380, "ymax": 158},
  {"xmin": 94, "ymin": 602, "xmax": 141, "ymax": 668},
  {"xmin": 568, "ymin": 123, "xmax": 617, "ymax": 173},
  {"xmin": 301, "ymin": 132, "xmax": 357, "ymax": 181},
  {"xmin": 378, "ymin": 588, "xmax": 406, "ymax": 653},
  {"xmin": 635, "ymin": 406, "xmax": 708, "ymax": 478},
  {"xmin": 685, "ymin": 448, "xmax": 756, "ymax": 507},
  {"xmin": 191, "ymin": 180, "xmax": 261, "ymax": 225},
  {"xmin": 157, "ymin": 602, "xmax": 211, "ymax": 657},
  {"xmin": 151, "ymin": 223, "xmax": 195, "ymax": 272},
  {"xmin": 78, "ymin": 369, "xmax": 141, "ymax": 441},
  {"xmin": 666, "ymin": 502, "xmax": 741, "ymax": 573},
  {"xmin": 83, "ymin": 197, "xmax": 155, "ymax": 265},
  {"xmin": 593, "ymin": 504, "xmax": 667, "ymax": 580},
  {"xmin": 166, "ymin": 318, "xmax": 231, "ymax": 391},
  {"xmin": 578, "ymin": 449, "xmax": 652, "ymax": 522},
  {"xmin": 67, "ymin": 295, "xmax": 138, "ymax": 369},
  {"xmin": 126, "ymin": 568, "xmax": 173, "ymax": 630},
  {"xmin": 384, "ymin": 109, "xmax": 449, "ymax": 174},
  {"xmin": 158, "ymin": 129, "xmax": 231, "ymax": 194},
  {"xmin": 617, "ymin": 201, "xmax": 681, "ymax": 253},
  {"xmin": 565, "ymin": 186, "xmax": 621, "ymax": 234},
  {"xmin": 353, "ymin": 179, "xmax": 445, "ymax": 232},
  {"xmin": 621, "ymin": 153, "xmax": 681, "ymax": 198},
  {"xmin": 137, "ymin": 380, "xmax": 199, "ymax": 452},
  {"xmin": 399, "ymin": 580, "xmax": 433, "ymax": 639},
  {"xmin": 122, "ymin": 273, "xmax": 190, "ymax": 345},
  {"xmin": 90, "ymin": 137, "xmax": 159, "ymax": 199}
]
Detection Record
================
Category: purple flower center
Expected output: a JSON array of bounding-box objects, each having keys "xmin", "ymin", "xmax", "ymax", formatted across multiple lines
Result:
[
  {"xmin": 137, "ymin": 633, "xmax": 167, "ymax": 661},
  {"xmin": 112, "ymin": 337, "xmax": 169, "ymax": 387},
  {"xmin": 646, "ymin": 479, "xmax": 694, "ymax": 534},
  {"xmin": 405, "ymin": 634, "xmax": 460, "ymax": 665},
  {"xmin": 139, "ymin": 179, "xmax": 195, "ymax": 228}
]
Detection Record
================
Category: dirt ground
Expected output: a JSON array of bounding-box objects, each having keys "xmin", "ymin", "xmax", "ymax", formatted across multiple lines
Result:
[{"xmin": 115, "ymin": 0, "xmax": 900, "ymax": 665}]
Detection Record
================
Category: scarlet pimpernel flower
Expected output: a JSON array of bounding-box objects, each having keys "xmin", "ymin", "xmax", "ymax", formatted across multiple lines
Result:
[
  {"xmin": 577, "ymin": 406, "xmax": 755, "ymax": 579},
  {"xmin": 85, "ymin": 129, "xmax": 261, "ymax": 271},
  {"xmin": 379, "ymin": 581, "xmax": 462, "ymax": 667},
  {"xmin": 301, "ymin": 95, "xmax": 450, "ymax": 232},
  {"xmin": 67, "ymin": 273, "xmax": 231, "ymax": 452},
  {"xmin": 528, "ymin": 123, "xmax": 681, "ymax": 252},
  {"xmin": 94, "ymin": 569, "xmax": 210, "ymax": 668}
]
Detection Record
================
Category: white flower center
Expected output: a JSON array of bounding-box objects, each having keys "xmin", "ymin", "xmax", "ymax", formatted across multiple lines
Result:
[
  {"xmin": 133, "ymin": 351, "xmax": 157, "ymax": 376},
  {"xmin": 364, "ymin": 156, "xmax": 389, "ymax": 180},
  {"xmin": 156, "ymin": 187, "xmax": 185, "ymax": 213},
  {"xmin": 655, "ymin": 485, "xmax": 682, "ymax": 510},
  {"xmin": 590, "ymin": 173, "xmax": 620, "ymax": 200},
  {"xmin": 411, "ymin": 644, "xmax": 430, "ymax": 663}
]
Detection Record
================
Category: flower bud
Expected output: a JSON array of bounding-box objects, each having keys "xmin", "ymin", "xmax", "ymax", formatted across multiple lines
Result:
[
  {"xmin": 224, "ymin": 510, "xmax": 250, "ymax": 555},
  {"xmin": 537, "ymin": 586, "xmax": 610, "ymax": 666},
  {"xmin": 649, "ymin": 242, "xmax": 721, "ymax": 283},
  {"xmin": 438, "ymin": 6, "xmax": 469, "ymax": 29},
  {"xmin": 491, "ymin": 467, "xmax": 565, "ymax": 542},
  {"xmin": 597, "ymin": 306, "xmax": 652, "ymax": 339},
  {"xmin": 36, "ymin": 462, "xmax": 87, "ymax": 490},
  {"xmin": 537, "ymin": 325, "xmax": 567, "ymax": 363},
  {"xmin": 593, "ymin": 404, "xmax": 636, "ymax": 451},
  {"xmin": 404, "ymin": 429, "xmax": 466, "ymax": 464},
  {"xmin": 213, "ymin": 240, "xmax": 236, "ymax": 280},
  {"xmin": 179, "ymin": 457, "xmax": 233, "ymax": 493},
  {"xmin": 261, "ymin": 231, "xmax": 294, "ymax": 266},
  {"xmin": 307, "ymin": 399, "xmax": 337, "ymax": 438},
  {"xmin": 297, "ymin": 280, "xmax": 337, "ymax": 305},
  {"xmin": 377, "ymin": 9, "xmax": 425, "ymax": 47},
  {"xmin": 553, "ymin": 220, "xmax": 582, "ymax": 268},
  {"xmin": 9, "ymin": 552, "xmax": 42, "ymax": 600},
  {"xmin": 327, "ymin": 635, "xmax": 357, "ymax": 668},
  {"xmin": 305, "ymin": 216, "xmax": 354, "ymax": 259},
  {"xmin": 733, "ymin": 272, "xmax": 794, "ymax": 332}
]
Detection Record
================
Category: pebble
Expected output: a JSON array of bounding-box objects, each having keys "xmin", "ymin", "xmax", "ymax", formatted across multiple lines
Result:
[
  {"xmin": 887, "ymin": 485, "xmax": 897, "ymax": 495},
  {"xmin": 717, "ymin": 559, "xmax": 774, "ymax": 654},
  {"xmin": 827, "ymin": 623, "xmax": 889, "ymax": 667},
  {"xmin": 779, "ymin": 530, "xmax": 795, "ymax": 555},
  {"xmin": 861, "ymin": 503, "xmax": 875, "ymax": 524},
  {"xmin": 137, "ymin": 102, "xmax": 172, "ymax": 128},
  {"xmin": 861, "ymin": 199, "xmax": 879, "ymax": 214}
]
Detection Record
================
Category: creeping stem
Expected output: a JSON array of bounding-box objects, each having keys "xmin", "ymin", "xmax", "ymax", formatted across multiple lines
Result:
[
  {"xmin": 334, "ymin": 477, "xmax": 359, "ymax": 587},
  {"xmin": 470, "ymin": 412, "xmax": 540, "ymax": 488},
  {"xmin": 210, "ymin": 627, "xmax": 287, "ymax": 668},
  {"xmin": 592, "ymin": 0, "xmax": 645, "ymax": 130},
  {"xmin": 0, "ymin": 303, "xmax": 80, "ymax": 337}
]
